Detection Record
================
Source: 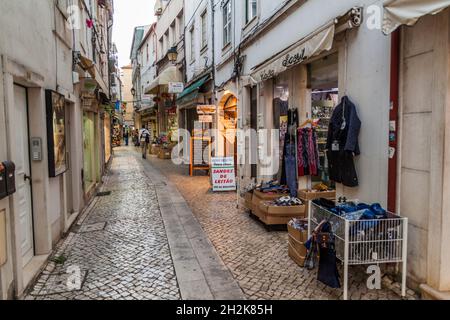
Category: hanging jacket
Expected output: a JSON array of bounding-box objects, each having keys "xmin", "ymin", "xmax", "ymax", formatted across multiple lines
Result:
[{"xmin": 326, "ymin": 96, "xmax": 361, "ymax": 187}]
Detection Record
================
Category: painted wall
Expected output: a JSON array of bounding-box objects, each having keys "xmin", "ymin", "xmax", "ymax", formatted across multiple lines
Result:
[
  {"xmin": 0, "ymin": 0, "xmax": 113, "ymax": 298},
  {"xmin": 184, "ymin": 0, "xmax": 214, "ymax": 82},
  {"xmin": 121, "ymin": 66, "xmax": 134, "ymax": 124}
]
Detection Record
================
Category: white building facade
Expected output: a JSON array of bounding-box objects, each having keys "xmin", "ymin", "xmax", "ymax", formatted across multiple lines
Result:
[
  {"xmin": 0, "ymin": 0, "xmax": 114, "ymax": 299},
  {"xmin": 211, "ymin": 0, "xmax": 450, "ymax": 299}
]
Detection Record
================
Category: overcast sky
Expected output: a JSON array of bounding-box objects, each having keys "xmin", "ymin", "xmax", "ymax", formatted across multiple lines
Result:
[{"xmin": 113, "ymin": 0, "xmax": 155, "ymax": 68}]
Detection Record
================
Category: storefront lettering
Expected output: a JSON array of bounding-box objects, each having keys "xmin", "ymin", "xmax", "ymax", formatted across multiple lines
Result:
[
  {"xmin": 282, "ymin": 48, "xmax": 307, "ymax": 68},
  {"xmin": 259, "ymin": 69, "xmax": 275, "ymax": 82}
]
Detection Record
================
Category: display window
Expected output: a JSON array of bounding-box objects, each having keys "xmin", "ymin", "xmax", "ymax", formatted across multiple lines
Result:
[
  {"xmin": 308, "ymin": 53, "xmax": 339, "ymax": 186},
  {"xmin": 45, "ymin": 90, "xmax": 68, "ymax": 177},
  {"xmin": 83, "ymin": 112, "xmax": 97, "ymax": 193},
  {"xmin": 273, "ymin": 75, "xmax": 289, "ymax": 179}
]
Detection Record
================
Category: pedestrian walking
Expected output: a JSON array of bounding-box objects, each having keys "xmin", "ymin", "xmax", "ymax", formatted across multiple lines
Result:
[
  {"xmin": 133, "ymin": 129, "xmax": 140, "ymax": 147},
  {"xmin": 139, "ymin": 125, "xmax": 150, "ymax": 159},
  {"xmin": 124, "ymin": 129, "xmax": 129, "ymax": 146}
]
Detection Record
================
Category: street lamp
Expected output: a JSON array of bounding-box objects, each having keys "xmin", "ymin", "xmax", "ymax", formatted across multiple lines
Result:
[
  {"xmin": 131, "ymin": 87, "xmax": 136, "ymax": 96},
  {"xmin": 167, "ymin": 47, "xmax": 178, "ymax": 64}
]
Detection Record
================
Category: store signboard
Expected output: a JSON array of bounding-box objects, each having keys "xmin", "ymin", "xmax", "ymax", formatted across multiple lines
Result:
[
  {"xmin": 168, "ymin": 82, "xmax": 184, "ymax": 94},
  {"xmin": 199, "ymin": 115, "xmax": 213, "ymax": 123},
  {"xmin": 251, "ymin": 24, "xmax": 335, "ymax": 82},
  {"xmin": 211, "ymin": 157, "xmax": 236, "ymax": 192},
  {"xmin": 45, "ymin": 90, "xmax": 68, "ymax": 177},
  {"xmin": 197, "ymin": 105, "xmax": 217, "ymax": 115},
  {"xmin": 141, "ymin": 94, "xmax": 153, "ymax": 107}
]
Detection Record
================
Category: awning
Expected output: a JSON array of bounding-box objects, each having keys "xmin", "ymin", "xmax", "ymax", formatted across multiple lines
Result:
[
  {"xmin": 251, "ymin": 22, "xmax": 335, "ymax": 83},
  {"xmin": 383, "ymin": 0, "xmax": 450, "ymax": 34},
  {"xmin": 145, "ymin": 66, "xmax": 181, "ymax": 94},
  {"xmin": 176, "ymin": 76, "xmax": 209, "ymax": 101},
  {"xmin": 77, "ymin": 53, "xmax": 109, "ymax": 95}
]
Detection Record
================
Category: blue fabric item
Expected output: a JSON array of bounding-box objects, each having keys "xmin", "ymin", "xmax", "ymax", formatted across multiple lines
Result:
[
  {"xmin": 305, "ymin": 237, "xmax": 312, "ymax": 250},
  {"xmin": 285, "ymin": 143, "xmax": 298, "ymax": 197}
]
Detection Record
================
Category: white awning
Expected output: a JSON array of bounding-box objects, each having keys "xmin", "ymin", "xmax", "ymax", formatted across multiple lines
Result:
[
  {"xmin": 251, "ymin": 22, "xmax": 335, "ymax": 83},
  {"xmin": 145, "ymin": 66, "xmax": 181, "ymax": 94},
  {"xmin": 383, "ymin": 0, "xmax": 450, "ymax": 34}
]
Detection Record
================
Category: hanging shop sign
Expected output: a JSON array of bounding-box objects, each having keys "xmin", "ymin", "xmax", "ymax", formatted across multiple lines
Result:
[
  {"xmin": 45, "ymin": 90, "xmax": 68, "ymax": 177},
  {"xmin": 251, "ymin": 24, "xmax": 335, "ymax": 83},
  {"xmin": 199, "ymin": 115, "xmax": 213, "ymax": 123},
  {"xmin": 211, "ymin": 157, "xmax": 236, "ymax": 192},
  {"xmin": 168, "ymin": 82, "xmax": 185, "ymax": 94},
  {"xmin": 197, "ymin": 105, "xmax": 217, "ymax": 115}
]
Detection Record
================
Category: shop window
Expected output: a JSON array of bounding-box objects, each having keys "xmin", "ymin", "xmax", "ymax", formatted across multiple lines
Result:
[
  {"xmin": 273, "ymin": 76, "xmax": 289, "ymax": 180},
  {"xmin": 250, "ymin": 86, "xmax": 258, "ymax": 178},
  {"xmin": 308, "ymin": 53, "xmax": 339, "ymax": 187}
]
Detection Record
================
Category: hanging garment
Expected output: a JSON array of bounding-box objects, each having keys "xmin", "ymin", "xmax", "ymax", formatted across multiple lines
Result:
[
  {"xmin": 297, "ymin": 128, "xmax": 319, "ymax": 177},
  {"xmin": 274, "ymin": 98, "xmax": 289, "ymax": 167},
  {"xmin": 317, "ymin": 222, "xmax": 341, "ymax": 289},
  {"xmin": 281, "ymin": 109, "xmax": 299, "ymax": 187},
  {"xmin": 284, "ymin": 143, "xmax": 298, "ymax": 197},
  {"xmin": 326, "ymin": 96, "xmax": 361, "ymax": 187}
]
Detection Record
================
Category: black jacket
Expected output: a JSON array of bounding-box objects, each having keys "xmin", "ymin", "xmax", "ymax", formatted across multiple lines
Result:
[{"xmin": 326, "ymin": 96, "xmax": 361, "ymax": 187}]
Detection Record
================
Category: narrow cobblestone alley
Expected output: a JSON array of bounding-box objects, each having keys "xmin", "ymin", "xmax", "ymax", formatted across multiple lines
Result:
[
  {"xmin": 24, "ymin": 147, "xmax": 418, "ymax": 300},
  {"xmin": 24, "ymin": 147, "xmax": 243, "ymax": 300}
]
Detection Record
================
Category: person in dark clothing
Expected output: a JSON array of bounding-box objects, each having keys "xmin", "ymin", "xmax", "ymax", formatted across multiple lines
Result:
[
  {"xmin": 124, "ymin": 129, "xmax": 129, "ymax": 146},
  {"xmin": 326, "ymin": 96, "xmax": 361, "ymax": 187}
]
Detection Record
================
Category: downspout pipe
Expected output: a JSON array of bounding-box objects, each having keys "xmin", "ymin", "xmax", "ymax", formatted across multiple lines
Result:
[{"xmin": 388, "ymin": 29, "xmax": 400, "ymax": 213}]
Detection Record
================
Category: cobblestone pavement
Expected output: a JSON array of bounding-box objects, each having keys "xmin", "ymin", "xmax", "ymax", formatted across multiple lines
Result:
[
  {"xmin": 25, "ymin": 151, "xmax": 180, "ymax": 300},
  {"xmin": 146, "ymin": 153, "xmax": 419, "ymax": 301}
]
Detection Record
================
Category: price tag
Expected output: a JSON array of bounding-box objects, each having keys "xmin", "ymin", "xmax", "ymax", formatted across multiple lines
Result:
[{"xmin": 332, "ymin": 141, "xmax": 340, "ymax": 151}]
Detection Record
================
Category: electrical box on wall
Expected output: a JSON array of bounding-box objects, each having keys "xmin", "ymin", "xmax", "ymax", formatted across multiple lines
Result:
[
  {"xmin": 0, "ymin": 163, "xmax": 6, "ymax": 200},
  {"xmin": 31, "ymin": 138, "xmax": 43, "ymax": 161},
  {"xmin": 0, "ymin": 209, "xmax": 7, "ymax": 267},
  {"xmin": 2, "ymin": 161, "xmax": 16, "ymax": 196}
]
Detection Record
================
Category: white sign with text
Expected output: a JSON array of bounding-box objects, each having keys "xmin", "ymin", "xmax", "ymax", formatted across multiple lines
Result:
[{"xmin": 211, "ymin": 157, "xmax": 236, "ymax": 192}]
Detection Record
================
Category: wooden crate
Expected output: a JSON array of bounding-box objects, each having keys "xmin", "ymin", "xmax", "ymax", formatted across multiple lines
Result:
[
  {"xmin": 288, "ymin": 243, "xmax": 306, "ymax": 268},
  {"xmin": 259, "ymin": 202, "xmax": 306, "ymax": 226}
]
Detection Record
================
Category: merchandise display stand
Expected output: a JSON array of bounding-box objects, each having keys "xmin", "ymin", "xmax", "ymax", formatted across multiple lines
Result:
[{"xmin": 307, "ymin": 201, "xmax": 408, "ymax": 300}]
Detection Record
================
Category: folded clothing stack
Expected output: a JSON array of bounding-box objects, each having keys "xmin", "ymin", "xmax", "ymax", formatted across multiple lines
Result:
[
  {"xmin": 257, "ymin": 180, "xmax": 290, "ymax": 194},
  {"xmin": 272, "ymin": 196, "xmax": 304, "ymax": 207},
  {"xmin": 331, "ymin": 202, "xmax": 388, "ymax": 220},
  {"xmin": 289, "ymin": 218, "xmax": 308, "ymax": 231}
]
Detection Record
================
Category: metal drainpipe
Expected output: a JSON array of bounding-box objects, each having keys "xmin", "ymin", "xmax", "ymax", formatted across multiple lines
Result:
[
  {"xmin": 388, "ymin": 30, "xmax": 400, "ymax": 213},
  {"xmin": 210, "ymin": 0, "xmax": 217, "ymax": 158}
]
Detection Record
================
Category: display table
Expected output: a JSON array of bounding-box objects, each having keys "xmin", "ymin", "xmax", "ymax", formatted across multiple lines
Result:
[
  {"xmin": 298, "ymin": 189, "xmax": 336, "ymax": 215},
  {"xmin": 259, "ymin": 202, "xmax": 306, "ymax": 226},
  {"xmin": 251, "ymin": 190, "xmax": 285, "ymax": 220}
]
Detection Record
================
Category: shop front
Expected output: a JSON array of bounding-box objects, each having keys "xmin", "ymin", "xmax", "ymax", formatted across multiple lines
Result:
[
  {"xmin": 145, "ymin": 65, "xmax": 183, "ymax": 159},
  {"xmin": 236, "ymin": 2, "xmax": 450, "ymax": 298},
  {"xmin": 82, "ymin": 94, "xmax": 101, "ymax": 199},
  {"xmin": 103, "ymin": 111, "xmax": 112, "ymax": 164},
  {"xmin": 176, "ymin": 75, "xmax": 214, "ymax": 164}
]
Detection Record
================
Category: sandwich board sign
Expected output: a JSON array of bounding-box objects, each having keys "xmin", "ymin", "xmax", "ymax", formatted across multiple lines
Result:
[{"xmin": 211, "ymin": 157, "xmax": 236, "ymax": 192}]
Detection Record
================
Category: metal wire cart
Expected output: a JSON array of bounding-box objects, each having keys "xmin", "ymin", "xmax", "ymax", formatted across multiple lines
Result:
[{"xmin": 308, "ymin": 201, "xmax": 408, "ymax": 300}]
